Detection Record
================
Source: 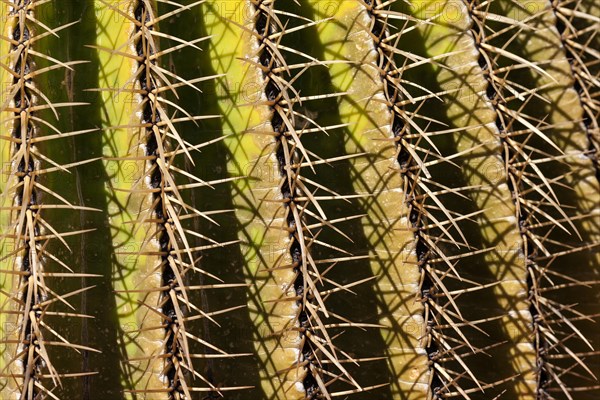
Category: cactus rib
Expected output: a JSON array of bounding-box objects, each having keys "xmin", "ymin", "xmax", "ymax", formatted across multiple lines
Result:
[
  {"xmin": 361, "ymin": 1, "xmax": 467, "ymax": 396},
  {"xmin": 550, "ymin": 0, "xmax": 600, "ymax": 179},
  {"xmin": 244, "ymin": 0, "xmax": 385, "ymax": 397},
  {"xmin": 96, "ymin": 0, "xmax": 249, "ymax": 396},
  {"xmin": 313, "ymin": 1, "xmax": 433, "ymax": 397},
  {"xmin": 465, "ymin": 0, "xmax": 600, "ymax": 397},
  {"xmin": 132, "ymin": 1, "xmax": 192, "ymax": 395},
  {"xmin": 0, "ymin": 1, "xmax": 96, "ymax": 398},
  {"xmin": 463, "ymin": 0, "xmax": 565, "ymax": 394},
  {"xmin": 251, "ymin": 3, "xmax": 319, "ymax": 394}
]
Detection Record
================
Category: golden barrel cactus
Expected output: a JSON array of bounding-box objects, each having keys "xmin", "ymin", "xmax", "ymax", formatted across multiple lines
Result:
[{"xmin": 0, "ymin": 0, "xmax": 598, "ymax": 399}]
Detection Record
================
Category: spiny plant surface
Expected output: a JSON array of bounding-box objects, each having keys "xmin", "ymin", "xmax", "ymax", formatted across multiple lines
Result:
[
  {"xmin": 0, "ymin": 0, "xmax": 598, "ymax": 399},
  {"xmin": 0, "ymin": 1, "xmax": 99, "ymax": 398},
  {"xmin": 96, "ymin": 0, "xmax": 251, "ymax": 397}
]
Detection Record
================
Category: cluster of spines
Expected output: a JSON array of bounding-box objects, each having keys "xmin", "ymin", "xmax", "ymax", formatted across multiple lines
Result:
[
  {"xmin": 249, "ymin": 0, "xmax": 385, "ymax": 397},
  {"xmin": 362, "ymin": 1, "xmax": 506, "ymax": 398},
  {"xmin": 464, "ymin": 0, "xmax": 600, "ymax": 397},
  {"xmin": 463, "ymin": 0, "xmax": 543, "ymax": 392},
  {"xmin": 550, "ymin": 0, "xmax": 600, "ymax": 179},
  {"xmin": 0, "ymin": 0, "xmax": 97, "ymax": 398},
  {"xmin": 253, "ymin": 6, "xmax": 315, "ymax": 394},
  {"xmin": 0, "ymin": 0, "xmax": 596, "ymax": 398},
  {"xmin": 133, "ymin": 2, "xmax": 188, "ymax": 395},
  {"xmin": 253, "ymin": 1, "xmax": 335, "ymax": 395},
  {"xmin": 97, "ymin": 0, "xmax": 249, "ymax": 397}
]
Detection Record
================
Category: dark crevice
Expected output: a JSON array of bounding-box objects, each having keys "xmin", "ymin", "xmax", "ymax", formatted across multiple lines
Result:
[
  {"xmin": 364, "ymin": 0, "xmax": 441, "ymax": 395},
  {"xmin": 133, "ymin": 1, "xmax": 185, "ymax": 396},
  {"xmin": 252, "ymin": 0, "xmax": 319, "ymax": 395},
  {"xmin": 10, "ymin": 1, "xmax": 40, "ymax": 397},
  {"xmin": 464, "ymin": 0, "xmax": 545, "ymax": 396}
]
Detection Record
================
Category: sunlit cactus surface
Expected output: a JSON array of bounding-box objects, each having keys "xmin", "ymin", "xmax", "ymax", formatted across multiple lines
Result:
[{"xmin": 0, "ymin": 0, "xmax": 599, "ymax": 399}]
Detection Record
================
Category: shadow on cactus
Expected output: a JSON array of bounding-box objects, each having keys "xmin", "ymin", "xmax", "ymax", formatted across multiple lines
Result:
[{"xmin": 0, "ymin": 0, "xmax": 598, "ymax": 399}]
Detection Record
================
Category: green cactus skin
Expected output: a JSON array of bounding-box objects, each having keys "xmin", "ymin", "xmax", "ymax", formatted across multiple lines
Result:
[
  {"xmin": 0, "ymin": 0, "xmax": 598, "ymax": 399},
  {"xmin": 37, "ymin": 2, "xmax": 123, "ymax": 398},
  {"xmin": 309, "ymin": 1, "xmax": 432, "ymax": 398},
  {"xmin": 97, "ymin": 0, "xmax": 251, "ymax": 397},
  {"xmin": 404, "ymin": 0, "xmax": 540, "ymax": 397},
  {"xmin": 205, "ymin": 2, "xmax": 304, "ymax": 397},
  {"xmin": 203, "ymin": 1, "xmax": 302, "ymax": 396},
  {"xmin": 96, "ymin": 0, "xmax": 166, "ymax": 395}
]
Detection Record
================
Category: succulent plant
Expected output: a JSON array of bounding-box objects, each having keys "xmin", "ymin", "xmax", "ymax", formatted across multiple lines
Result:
[{"xmin": 0, "ymin": 0, "xmax": 598, "ymax": 399}]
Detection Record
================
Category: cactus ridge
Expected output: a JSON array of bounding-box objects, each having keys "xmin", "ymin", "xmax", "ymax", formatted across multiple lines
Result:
[
  {"xmin": 131, "ymin": 1, "xmax": 191, "ymax": 395},
  {"xmin": 550, "ymin": 0, "xmax": 600, "ymax": 180},
  {"xmin": 247, "ymin": 1, "xmax": 388, "ymax": 397},
  {"xmin": 463, "ymin": 0, "xmax": 551, "ymax": 395},
  {"xmin": 464, "ymin": 0, "xmax": 600, "ymax": 397},
  {"xmin": 0, "ymin": 0, "xmax": 99, "ymax": 398},
  {"xmin": 362, "ymin": 1, "xmax": 517, "ymax": 397},
  {"xmin": 0, "ymin": 0, "xmax": 598, "ymax": 399},
  {"xmin": 95, "ymin": 0, "xmax": 251, "ymax": 397},
  {"xmin": 364, "ymin": 1, "xmax": 465, "ymax": 397}
]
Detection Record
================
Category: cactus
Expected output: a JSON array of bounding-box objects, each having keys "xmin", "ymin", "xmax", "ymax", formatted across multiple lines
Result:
[{"xmin": 0, "ymin": 0, "xmax": 598, "ymax": 399}]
